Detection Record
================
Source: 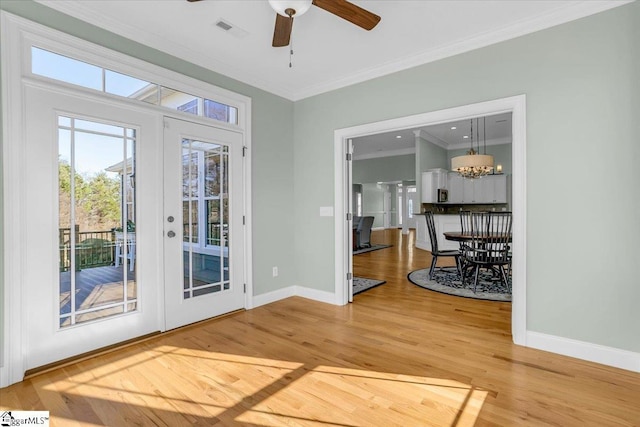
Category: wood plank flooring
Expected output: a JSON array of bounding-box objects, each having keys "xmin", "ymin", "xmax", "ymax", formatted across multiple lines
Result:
[{"xmin": 2, "ymin": 229, "xmax": 639, "ymax": 426}]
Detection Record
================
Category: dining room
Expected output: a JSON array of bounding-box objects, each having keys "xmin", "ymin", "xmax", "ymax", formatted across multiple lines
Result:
[{"xmin": 351, "ymin": 111, "xmax": 514, "ymax": 303}]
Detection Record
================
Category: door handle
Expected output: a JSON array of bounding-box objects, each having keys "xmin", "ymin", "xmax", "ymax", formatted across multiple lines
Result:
[{"xmin": 167, "ymin": 230, "xmax": 176, "ymax": 238}]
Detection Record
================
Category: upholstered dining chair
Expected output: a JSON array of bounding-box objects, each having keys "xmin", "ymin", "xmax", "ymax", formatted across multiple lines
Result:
[
  {"xmin": 425, "ymin": 211, "xmax": 461, "ymax": 279},
  {"xmin": 356, "ymin": 216, "xmax": 374, "ymax": 249},
  {"xmin": 462, "ymin": 211, "xmax": 512, "ymax": 292}
]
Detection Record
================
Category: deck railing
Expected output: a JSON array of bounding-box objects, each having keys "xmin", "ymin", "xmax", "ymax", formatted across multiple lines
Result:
[
  {"xmin": 60, "ymin": 222, "xmax": 228, "ymax": 271},
  {"xmin": 59, "ymin": 227, "xmax": 116, "ymax": 272}
]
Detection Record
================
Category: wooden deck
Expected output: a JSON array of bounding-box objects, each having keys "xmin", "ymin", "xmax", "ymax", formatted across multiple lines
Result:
[
  {"xmin": 60, "ymin": 265, "xmax": 136, "ymax": 325},
  {"xmin": 2, "ymin": 229, "xmax": 639, "ymax": 426}
]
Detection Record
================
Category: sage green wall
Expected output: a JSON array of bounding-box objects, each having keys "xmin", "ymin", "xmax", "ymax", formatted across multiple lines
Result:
[
  {"xmin": 353, "ymin": 154, "xmax": 415, "ymax": 184},
  {"xmin": 293, "ymin": 3, "xmax": 639, "ymax": 353},
  {"xmin": 0, "ymin": 1, "xmax": 296, "ymax": 298},
  {"xmin": 447, "ymin": 143, "xmax": 513, "ymax": 175}
]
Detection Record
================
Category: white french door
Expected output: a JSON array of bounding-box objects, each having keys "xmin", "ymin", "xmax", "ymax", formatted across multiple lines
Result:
[
  {"xmin": 23, "ymin": 85, "xmax": 162, "ymax": 369},
  {"xmin": 163, "ymin": 117, "xmax": 245, "ymax": 330}
]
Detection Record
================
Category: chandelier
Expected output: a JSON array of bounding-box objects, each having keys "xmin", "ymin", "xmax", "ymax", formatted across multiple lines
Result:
[{"xmin": 451, "ymin": 117, "xmax": 494, "ymax": 179}]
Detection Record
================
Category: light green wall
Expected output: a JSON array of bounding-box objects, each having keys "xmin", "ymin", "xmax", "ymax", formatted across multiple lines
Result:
[
  {"xmin": 0, "ymin": 1, "xmax": 296, "ymax": 298},
  {"xmin": 447, "ymin": 143, "xmax": 512, "ymax": 175},
  {"xmin": 353, "ymin": 154, "xmax": 415, "ymax": 184},
  {"xmin": 293, "ymin": 3, "xmax": 639, "ymax": 352}
]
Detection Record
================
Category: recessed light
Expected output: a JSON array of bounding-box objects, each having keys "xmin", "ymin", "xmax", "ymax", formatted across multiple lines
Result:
[
  {"xmin": 396, "ymin": 135, "xmax": 402, "ymax": 139},
  {"xmin": 463, "ymin": 135, "xmax": 469, "ymax": 139},
  {"xmin": 451, "ymin": 126, "xmax": 457, "ymax": 130}
]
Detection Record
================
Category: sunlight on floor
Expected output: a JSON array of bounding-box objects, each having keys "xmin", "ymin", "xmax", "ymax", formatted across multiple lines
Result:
[{"xmin": 40, "ymin": 346, "xmax": 487, "ymax": 426}]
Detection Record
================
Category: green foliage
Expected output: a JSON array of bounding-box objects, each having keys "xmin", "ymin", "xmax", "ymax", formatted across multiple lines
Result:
[{"xmin": 59, "ymin": 159, "xmax": 122, "ymax": 229}]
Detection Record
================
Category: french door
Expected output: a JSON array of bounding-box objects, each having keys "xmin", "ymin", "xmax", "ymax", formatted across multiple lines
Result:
[
  {"xmin": 23, "ymin": 85, "xmax": 162, "ymax": 369},
  {"xmin": 163, "ymin": 117, "xmax": 245, "ymax": 330}
]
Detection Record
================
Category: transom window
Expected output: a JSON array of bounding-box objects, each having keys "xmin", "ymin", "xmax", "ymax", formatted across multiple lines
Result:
[{"xmin": 31, "ymin": 46, "xmax": 238, "ymax": 124}]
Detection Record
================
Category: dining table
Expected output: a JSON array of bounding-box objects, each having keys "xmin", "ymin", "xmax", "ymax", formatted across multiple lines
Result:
[{"xmin": 443, "ymin": 231, "xmax": 512, "ymax": 243}]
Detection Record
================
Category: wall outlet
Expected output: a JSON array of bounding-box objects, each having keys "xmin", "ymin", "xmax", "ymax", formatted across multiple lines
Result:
[{"xmin": 272, "ymin": 266, "xmax": 278, "ymax": 277}]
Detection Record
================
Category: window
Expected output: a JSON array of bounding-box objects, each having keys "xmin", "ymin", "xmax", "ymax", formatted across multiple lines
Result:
[{"xmin": 31, "ymin": 47, "xmax": 238, "ymax": 125}]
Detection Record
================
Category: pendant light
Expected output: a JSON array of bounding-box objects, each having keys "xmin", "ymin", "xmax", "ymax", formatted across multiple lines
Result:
[{"xmin": 451, "ymin": 117, "xmax": 494, "ymax": 179}]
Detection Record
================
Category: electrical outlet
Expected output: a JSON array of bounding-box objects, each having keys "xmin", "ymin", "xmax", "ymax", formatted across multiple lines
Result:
[{"xmin": 272, "ymin": 266, "xmax": 278, "ymax": 277}]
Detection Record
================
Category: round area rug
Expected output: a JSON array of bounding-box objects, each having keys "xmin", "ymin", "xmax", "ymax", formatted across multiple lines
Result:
[{"xmin": 407, "ymin": 267, "xmax": 511, "ymax": 302}]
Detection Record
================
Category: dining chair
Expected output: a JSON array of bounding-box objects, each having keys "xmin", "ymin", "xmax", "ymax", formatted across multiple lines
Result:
[
  {"xmin": 459, "ymin": 210, "xmax": 472, "ymax": 235},
  {"xmin": 462, "ymin": 211, "xmax": 512, "ymax": 291},
  {"xmin": 356, "ymin": 216, "xmax": 374, "ymax": 249},
  {"xmin": 425, "ymin": 211, "xmax": 461, "ymax": 279}
]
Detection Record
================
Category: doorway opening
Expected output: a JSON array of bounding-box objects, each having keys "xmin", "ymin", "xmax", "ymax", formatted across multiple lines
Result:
[{"xmin": 334, "ymin": 95, "xmax": 527, "ymax": 345}]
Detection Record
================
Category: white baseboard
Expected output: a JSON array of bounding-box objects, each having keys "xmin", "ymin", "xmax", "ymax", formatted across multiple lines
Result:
[
  {"xmin": 250, "ymin": 286, "xmax": 296, "ymax": 309},
  {"xmin": 526, "ymin": 331, "xmax": 640, "ymax": 373},
  {"xmin": 250, "ymin": 285, "xmax": 340, "ymax": 309},
  {"xmin": 295, "ymin": 286, "xmax": 340, "ymax": 305}
]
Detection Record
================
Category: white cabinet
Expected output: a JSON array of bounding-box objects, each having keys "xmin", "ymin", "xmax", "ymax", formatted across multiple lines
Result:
[
  {"xmin": 491, "ymin": 175, "xmax": 508, "ymax": 203},
  {"xmin": 447, "ymin": 173, "xmax": 463, "ymax": 203},
  {"xmin": 421, "ymin": 169, "xmax": 448, "ymax": 203},
  {"xmin": 446, "ymin": 173, "xmax": 508, "ymax": 204},
  {"xmin": 463, "ymin": 178, "xmax": 476, "ymax": 203}
]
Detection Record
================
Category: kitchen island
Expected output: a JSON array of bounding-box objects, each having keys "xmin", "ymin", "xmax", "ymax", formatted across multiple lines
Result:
[{"xmin": 415, "ymin": 213, "xmax": 462, "ymax": 252}]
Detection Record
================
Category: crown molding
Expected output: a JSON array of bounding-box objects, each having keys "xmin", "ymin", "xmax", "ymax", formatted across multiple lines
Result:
[
  {"xmin": 448, "ymin": 136, "xmax": 512, "ymax": 151},
  {"xmin": 415, "ymin": 130, "xmax": 448, "ymax": 150},
  {"xmin": 353, "ymin": 147, "xmax": 416, "ymax": 161}
]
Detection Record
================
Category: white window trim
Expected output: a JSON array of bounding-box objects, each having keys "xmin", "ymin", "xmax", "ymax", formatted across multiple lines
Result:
[{"xmin": 0, "ymin": 11, "xmax": 253, "ymax": 387}]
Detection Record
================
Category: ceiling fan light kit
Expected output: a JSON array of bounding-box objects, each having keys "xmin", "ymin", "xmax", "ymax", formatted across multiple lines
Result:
[
  {"xmin": 269, "ymin": 0, "xmax": 381, "ymax": 48},
  {"xmin": 268, "ymin": 0, "xmax": 313, "ymax": 17}
]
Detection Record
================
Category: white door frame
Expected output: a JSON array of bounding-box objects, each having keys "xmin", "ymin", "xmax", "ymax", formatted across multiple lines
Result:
[{"xmin": 334, "ymin": 95, "xmax": 527, "ymax": 346}]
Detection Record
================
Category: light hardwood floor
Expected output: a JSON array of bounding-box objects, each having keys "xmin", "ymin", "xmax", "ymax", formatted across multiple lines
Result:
[{"xmin": 2, "ymin": 229, "xmax": 639, "ymax": 426}]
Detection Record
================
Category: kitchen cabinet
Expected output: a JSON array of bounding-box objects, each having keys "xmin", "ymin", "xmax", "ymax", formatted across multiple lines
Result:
[
  {"xmin": 421, "ymin": 169, "xmax": 448, "ymax": 203},
  {"xmin": 446, "ymin": 173, "xmax": 507, "ymax": 204},
  {"xmin": 447, "ymin": 174, "xmax": 463, "ymax": 203}
]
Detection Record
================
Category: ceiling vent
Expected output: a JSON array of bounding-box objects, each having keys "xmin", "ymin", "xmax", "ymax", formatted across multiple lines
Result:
[
  {"xmin": 216, "ymin": 20, "xmax": 232, "ymax": 31},
  {"xmin": 214, "ymin": 19, "xmax": 249, "ymax": 38}
]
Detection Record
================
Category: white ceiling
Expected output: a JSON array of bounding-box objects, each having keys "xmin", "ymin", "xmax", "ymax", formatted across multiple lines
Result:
[
  {"xmin": 37, "ymin": 0, "xmax": 627, "ymax": 101},
  {"xmin": 352, "ymin": 112, "xmax": 512, "ymax": 160}
]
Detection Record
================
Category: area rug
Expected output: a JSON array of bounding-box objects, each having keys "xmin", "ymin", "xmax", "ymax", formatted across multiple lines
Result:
[
  {"xmin": 353, "ymin": 244, "xmax": 392, "ymax": 255},
  {"xmin": 353, "ymin": 277, "xmax": 386, "ymax": 295},
  {"xmin": 407, "ymin": 267, "xmax": 511, "ymax": 302}
]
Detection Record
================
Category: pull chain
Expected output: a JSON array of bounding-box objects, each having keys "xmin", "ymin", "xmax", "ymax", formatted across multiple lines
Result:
[{"xmin": 289, "ymin": 39, "xmax": 294, "ymax": 68}]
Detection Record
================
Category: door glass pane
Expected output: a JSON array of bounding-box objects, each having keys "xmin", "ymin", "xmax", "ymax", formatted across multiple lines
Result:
[
  {"xmin": 181, "ymin": 139, "xmax": 230, "ymax": 300},
  {"xmin": 58, "ymin": 116, "xmax": 137, "ymax": 327}
]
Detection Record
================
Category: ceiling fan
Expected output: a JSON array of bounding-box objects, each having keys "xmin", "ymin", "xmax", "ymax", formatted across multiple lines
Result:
[{"xmin": 188, "ymin": 0, "xmax": 381, "ymax": 47}]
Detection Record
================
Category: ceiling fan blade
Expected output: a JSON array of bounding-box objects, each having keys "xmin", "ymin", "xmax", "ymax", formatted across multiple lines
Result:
[
  {"xmin": 186, "ymin": 0, "xmax": 202, "ymax": 2},
  {"xmin": 312, "ymin": 0, "xmax": 380, "ymax": 30},
  {"xmin": 272, "ymin": 13, "xmax": 294, "ymax": 47}
]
